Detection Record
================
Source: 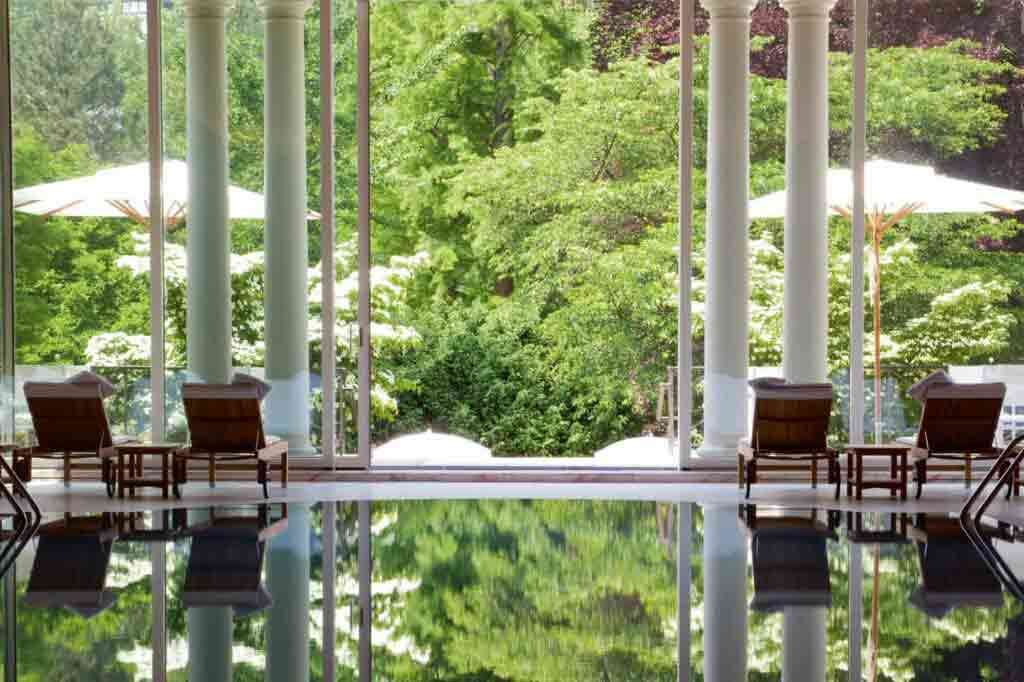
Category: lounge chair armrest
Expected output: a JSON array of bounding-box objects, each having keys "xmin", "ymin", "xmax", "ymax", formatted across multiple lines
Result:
[
  {"xmin": 173, "ymin": 446, "xmax": 192, "ymax": 458},
  {"xmin": 257, "ymin": 439, "xmax": 288, "ymax": 462},
  {"xmin": 738, "ymin": 439, "xmax": 755, "ymax": 460}
]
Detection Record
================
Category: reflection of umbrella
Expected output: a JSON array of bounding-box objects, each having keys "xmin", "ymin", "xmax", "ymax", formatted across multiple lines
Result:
[
  {"xmin": 750, "ymin": 160, "xmax": 1024, "ymax": 442},
  {"xmin": 13, "ymin": 160, "xmax": 319, "ymax": 227}
]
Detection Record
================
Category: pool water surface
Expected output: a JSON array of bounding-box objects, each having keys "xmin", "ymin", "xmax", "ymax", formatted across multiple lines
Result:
[{"xmin": 0, "ymin": 500, "xmax": 1021, "ymax": 681}]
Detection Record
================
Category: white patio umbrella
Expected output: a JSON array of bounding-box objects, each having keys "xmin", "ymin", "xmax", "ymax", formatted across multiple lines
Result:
[
  {"xmin": 749, "ymin": 159, "xmax": 1024, "ymax": 442},
  {"xmin": 373, "ymin": 430, "xmax": 493, "ymax": 465},
  {"xmin": 13, "ymin": 160, "xmax": 319, "ymax": 227}
]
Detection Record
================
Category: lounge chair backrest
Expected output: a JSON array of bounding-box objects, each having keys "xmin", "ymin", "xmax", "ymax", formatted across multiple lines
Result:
[
  {"xmin": 182, "ymin": 383, "xmax": 266, "ymax": 452},
  {"xmin": 750, "ymin": 383, "xmax": 833, "ymax": 453},
  {"xmin": 916, "ymin": 382, "xmax": 1005, "ymax": 453},
  {"xmin": 23, "ymin": 381, "xmax": 114, "ymax": 451}
]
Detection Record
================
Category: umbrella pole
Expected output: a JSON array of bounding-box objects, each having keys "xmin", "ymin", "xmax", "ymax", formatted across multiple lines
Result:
[{"xmin": 871, "ymin": 218, "xmax": 883, "ymax": 444}]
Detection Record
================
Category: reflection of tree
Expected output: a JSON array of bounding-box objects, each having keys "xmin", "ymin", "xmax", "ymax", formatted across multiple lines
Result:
[
  {"xmin": 371, "ymin": 499, "xmax": 678, "ymax": 681},
  {"xmin": 9, "ymin": 504, "xmax": 1024, "ymax": 682},
  {"xmin": 14, "ymin": 542, "xmax": 152, "ymax": 681}
]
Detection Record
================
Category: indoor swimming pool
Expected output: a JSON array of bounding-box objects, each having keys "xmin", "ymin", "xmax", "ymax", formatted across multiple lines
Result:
[{"xmin": 0, "ymin": 499, "xmax": 1021, "ymax": 681}]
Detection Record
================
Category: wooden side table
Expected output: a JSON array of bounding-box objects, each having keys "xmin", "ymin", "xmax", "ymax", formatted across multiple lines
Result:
[
  {"xmin": 845, "ymin": 444, "xmax": 911, "ymax": 500},
  {"xmin": 115, "ymin": 443, "xmax": 180, "ymax": 499}
]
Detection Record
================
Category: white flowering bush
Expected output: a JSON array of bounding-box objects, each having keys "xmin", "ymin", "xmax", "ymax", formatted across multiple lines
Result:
[{"xmin": 91, "ymin": 232, "xmax": 429, "ymax": 428}]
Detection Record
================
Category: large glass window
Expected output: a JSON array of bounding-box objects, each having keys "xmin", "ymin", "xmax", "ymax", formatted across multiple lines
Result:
[
  {"xmin": 367, "ymin": 0, "xmax": 683, "ymax": 465},
  {"xmin": 863, "ymin": 2, "xmax": 1024, "ymax": 445},
  {"xmin": 10, "ymin": 0, "xmax": 152, "ymax": 442}
]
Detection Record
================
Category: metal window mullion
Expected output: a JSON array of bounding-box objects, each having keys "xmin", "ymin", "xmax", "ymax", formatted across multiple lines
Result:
[
  {"xmin": 358, "ymin": 500, "xmax": 371, "ymax": 682},
  {"xmin": 848, "ymin": 543, "xmax": 863, "ymax": 681},
  {"xmin": 850, "ymin": 0, "xmax": 867, "ymax": 445},
  {"xmin": 0, "ymin": 0, "xmax": 14, "ymax": 443},
  {"xmin": 151, "ymin": 541, "xmax": 167, "ymax": 682},
  {"xmin": 323, "ymin": 502, "xmax": 337, "ymax": 682},
  {"xmin": 356, "ymin": 0, "xmax": 370, "ymax": 468},
  {"xmin": 677, "ymin": 0, "xmax": 695, "ymax": 469},
  {"xmin": 3, "ymin": 562, "xmax": 15, "ymax": 682},
  {"xmin": 321, "ymin": 0, "xmax": 336, "ymax": 468},
  {"xmin": 677, "ymin": 503, "xmax": 692, "ymax": 682},
  {"xmin": 147, "ymin": 0, "xmax": 165, "ymax": 442}
]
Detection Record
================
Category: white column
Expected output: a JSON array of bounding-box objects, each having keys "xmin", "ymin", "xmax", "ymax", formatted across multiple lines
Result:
[
  {"xmin": 781, "ymin": 0, "xmax": 837, "ymax": 383},
  {"xmin": 702, "ymin": 505, "xmax": 748, "ymax": 682},
  {"xmin": 261, "ymin": 0, "xmax": 313, "ymax": 451},
  {"xmin": 696, "ymin": 0, "xmax": 757, "ymax": 462},
  {"xmin": 184, "ymin": 0, "xmax": 233, "ymax": 384},
  {"xmin": 266, "ymin": 504, "xmax": 311, "ymax": 682},
  {"xmin": 783, "ymin": 607, "xmax": 827, "ymax": 682}
]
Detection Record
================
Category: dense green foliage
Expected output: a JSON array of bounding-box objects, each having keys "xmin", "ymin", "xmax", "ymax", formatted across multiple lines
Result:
[{"xmin": 8, "ymin": 0, "xmax": 1024, "ymax": 453}]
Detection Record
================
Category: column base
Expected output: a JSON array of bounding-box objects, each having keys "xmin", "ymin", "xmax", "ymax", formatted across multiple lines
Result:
[{"xmin": 688, "ymin": 442, "xmax": 740, "ymax": 469}]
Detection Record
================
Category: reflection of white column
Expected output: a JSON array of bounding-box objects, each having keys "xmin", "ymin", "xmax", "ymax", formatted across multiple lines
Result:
[
  {"xmin": 266, "ymin": 504, "xmax": 311, "ymax": 682},
  {"xmin": 696, "ymin": 0, "xmax": 757, "ymax": 462},
  {"xmin": 781, "ymin": 0, "xmax": 837, "ymax": 383},
  {"xmin": 702, "ymin": 505, "xmax": 747, "ymax": 682},
  {"xmin": 187, "ymin": 510, "xmax": 232, "ymax": 682},
  {"xmin": 783, "ymin": 607, "xmax": 827, "ymax": 682},
  {"xmin": 261, "ymin": 0, "xmax": 313, "ymax": 451},
  {"xmin": 184, "ymin": 0, "xmax": 233, "ymax": 384}
]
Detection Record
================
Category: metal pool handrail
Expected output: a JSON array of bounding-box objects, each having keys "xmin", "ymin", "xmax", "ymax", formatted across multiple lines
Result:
[
  {"xmin": 960, "ymin": 433, "xmax": 1024, "ymax": 602},
  {"xmin": 0, "ymin": 455, "xmax": 39, "ymax": 578}
]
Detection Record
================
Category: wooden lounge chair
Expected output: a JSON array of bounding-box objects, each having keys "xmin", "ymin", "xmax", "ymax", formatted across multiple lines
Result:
[
  {"xmin": 23, "ymin": 514, "xmax": 119, "ymax": 618},
  {"xmin": 904, "ymin": 379, "xmax": 1010, "ymax": 499},
  {"xmin": 740, "ymin": 506, "xmax": 836, "ymax": 613},
  {"xmin": 738, "ymin": 379, "xmax": 839, "ymax": 499},
  {"xmin": 907, "ymin": 514, "xmax": 1005, "ymax": 617},
  {"xmin": 173, "ymin": 382, "xmax": 288, "ymax": 499},
  {"xmin": 22, "ymin": 373, "xmax": 133, "ymax": 496}
]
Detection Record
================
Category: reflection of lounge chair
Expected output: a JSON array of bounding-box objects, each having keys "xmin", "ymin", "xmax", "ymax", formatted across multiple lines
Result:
[
  {"xmin": 903, "ymin": 377, "xmax": 1009, "ymax": 499},
  {"xmin": 740, "ymin": 506, "xmax": 836, "ymax": 613},
  {"xmin": 738, "ymin": 380, "xmax": 839, "ymax": 499},
  {"xmin": 173, "ymin": 381, "xmax": 288, "ymax": 499},
  {"xmin": 22, "ymin": 373, "xmax": 134, "ymax": 496},
  {"xmin": 23, "ymin": 515, "xmax": 119, "ymax": 618},
  {"xmin": 907, "ymin": 515, "xmax": 1005, "ymax": 617},
  {"xmin": 182, "ymin": 509, "xmax": 288, "ymax": 617}
]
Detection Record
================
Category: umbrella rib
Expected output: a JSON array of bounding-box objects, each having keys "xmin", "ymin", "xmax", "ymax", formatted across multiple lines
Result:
[{"xmin": 41, "ymin": 199, "xmax": 85, "ymax": 218}]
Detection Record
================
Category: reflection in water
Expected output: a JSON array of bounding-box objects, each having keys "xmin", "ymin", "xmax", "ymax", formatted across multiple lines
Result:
[{"xmin": 0, "ymin": 502, "xmax": 1020, "ymax": 681}]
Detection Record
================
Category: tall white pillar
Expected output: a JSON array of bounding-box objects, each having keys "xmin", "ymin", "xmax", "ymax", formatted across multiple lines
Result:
[
  {"xmin": 702, "ymin": 505, "xmax": 748, "ymax": 682},
  {"xmin": 261, "ymin": 0, "xmax": 313, "ymax": 451},
  {"xmin": 696, "ymin": 0, "xmax": 757, "ymax": 462},
  {"xmin": 782, "ymin": 607, "xmax": 827, "ymax": 682},
  {"xmin": 781, "ymin": 0, "xmax": 836, "ymax": 383},
  {"xmin": 266, "ymin": 504, "xmax": 311, "ymax": 682},
  {"xmin": 184, "ymin": 0, "xmax": 234, "ymax": 384}
]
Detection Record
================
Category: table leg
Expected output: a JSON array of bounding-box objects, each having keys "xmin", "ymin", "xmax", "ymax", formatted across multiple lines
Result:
[
  {"xmin": 161, "ymin": 453, "xmax": 169, "ymax": 499},
  {"xmin": 856, "ymin": 455, "xmax": 863, "ymax": 501},
  {"xmin": 890, "ymin": 455, "xmax": 896, "ymax": 498},
  {"xmin": 900, "ymin": 452, "xmax": 908, "ymax": 500},
  {"xmin": 846, "ymin": 452, "xmax": 853, "ymax": 498},
  {"xmin": 118, "ymin": 454, "xmax": 126, "ymax": 499}
]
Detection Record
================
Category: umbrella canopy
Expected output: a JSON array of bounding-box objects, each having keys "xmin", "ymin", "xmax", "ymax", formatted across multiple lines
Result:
[
  {"xmin": 13, "ymin": 160, "xmax": 319, "ymax": 226},
  {"xmin": 749, "ymin": 159, "xmax": 1024, "ymax": 220},
  {"xmin": 373, "ymin": 431, "xmax": 493, "ymax": 465}
]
